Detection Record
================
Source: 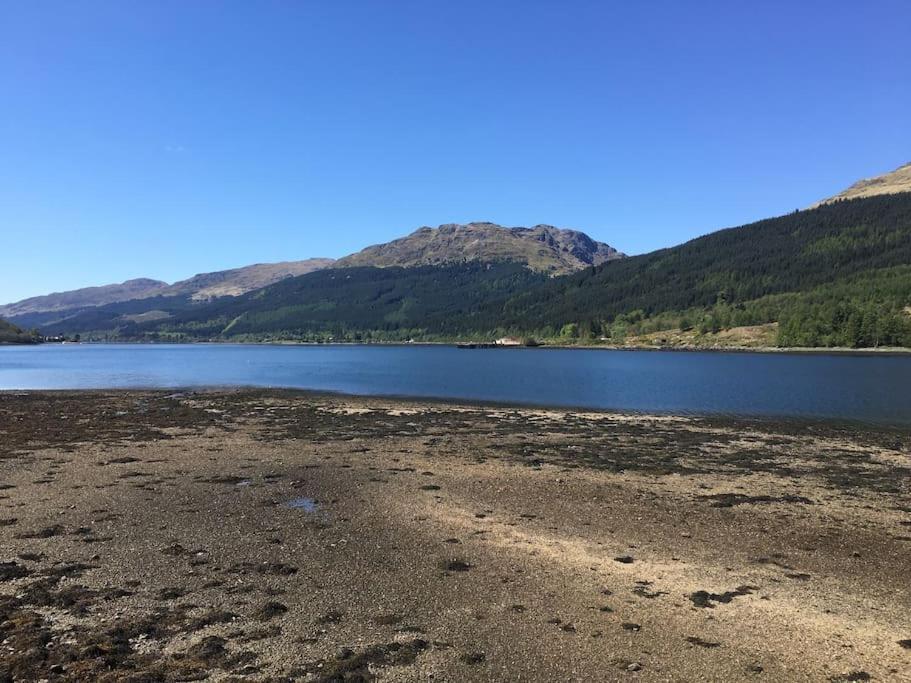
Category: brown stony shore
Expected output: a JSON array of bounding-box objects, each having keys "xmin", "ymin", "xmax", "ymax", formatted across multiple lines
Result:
[{"xmin": 1, "ymin": 390, "xmax": 910, "ymax": 682}]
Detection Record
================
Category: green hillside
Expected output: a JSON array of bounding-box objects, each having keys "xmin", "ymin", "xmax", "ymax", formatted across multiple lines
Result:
[
  {"xmin": 0, "ymin": 318, "xmax": 39, "ymax": 344},
  {"xmin": 31, "ymin": 262, "xmax": 546, "ymax": 341},
  {"xmin": 494, "ymin": 193, "xmax": 911, "ymax": 347},
  {"xmin": 29, "ymin": 193, "xmax": 911, "ymax": 349}
]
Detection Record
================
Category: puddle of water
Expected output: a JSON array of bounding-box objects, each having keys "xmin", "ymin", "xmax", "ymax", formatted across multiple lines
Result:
[{"xmin": 286, "ymin": 497, "xmax": 318, "ymax": 512}]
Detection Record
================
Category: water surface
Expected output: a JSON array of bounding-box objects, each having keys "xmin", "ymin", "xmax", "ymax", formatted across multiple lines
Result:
[{"xmin": 1, "ymin": 343, "xmax": 909, "ymax": 426}]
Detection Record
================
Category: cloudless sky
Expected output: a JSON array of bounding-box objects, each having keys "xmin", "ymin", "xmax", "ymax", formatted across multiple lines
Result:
[{"xmin": 2, "ymin": 1, "xmax": 909, "ymax": 302}]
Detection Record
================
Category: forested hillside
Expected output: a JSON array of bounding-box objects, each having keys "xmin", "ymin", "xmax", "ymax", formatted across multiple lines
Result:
[
  {"xmin": 27, "ymin": 193, "xmax": 911, "ymax": 349},
  {"xmin": 154, "ymin": 262, "xmax": 546, "ymax": 341},
  {"xmin": 0, "ymin": 318, "xmax": 39, "ymax": 344},
  {"xmin": 493, "ymin": 193, "xmax": 911, "ymax": 347},
  {"xmin": 36, "ymin": 263, "xmax": 547, "ymax": 342}
]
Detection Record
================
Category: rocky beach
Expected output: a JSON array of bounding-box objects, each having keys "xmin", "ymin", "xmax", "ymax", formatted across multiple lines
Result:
[{"xmin": 1, "ymin": 390, "xmax": 909, "ymax": 681}]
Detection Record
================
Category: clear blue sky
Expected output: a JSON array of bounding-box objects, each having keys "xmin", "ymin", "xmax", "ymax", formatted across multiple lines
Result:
[{"xmin": 2, "ymin": 1, "xmax": 909, "ymax": 303}]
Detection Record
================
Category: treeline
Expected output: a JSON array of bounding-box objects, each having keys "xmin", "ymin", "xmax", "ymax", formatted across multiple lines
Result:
[
  {"xmin": 777, "ymin": 301, "xmax": 911, "ymax": 347},
  {"xmin": 579, "ymin": 266, "xmax": 911, "ymax": 348}
]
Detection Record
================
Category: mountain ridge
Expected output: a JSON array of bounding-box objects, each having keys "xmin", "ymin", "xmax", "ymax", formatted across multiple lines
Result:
[
  {"xmin": 1, "ymin": 223, "xmax": 621, "ymax": 319},
  {"xmin": 0, "ymin": 260, "xmax": 335, "ymax": 318},
  {"xmin": 336, "ymin": 222, "xmax": 623, "ymax": 274},
  {"xmin": 814, "ymin": 161, "xmax": 911, "ymax": 206},
  {"xmin": 0, "ymin": 278, "xmax": 170, "ymax": 318},
  {"xmin": 165, "ymin": 259, "xmax": 336, "ymax": 301}
]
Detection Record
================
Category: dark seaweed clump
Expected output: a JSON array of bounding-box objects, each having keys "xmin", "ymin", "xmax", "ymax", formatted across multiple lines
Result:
[{"xmin": 689, "ymin": 585, "xmax": 758, "ymax": 608}]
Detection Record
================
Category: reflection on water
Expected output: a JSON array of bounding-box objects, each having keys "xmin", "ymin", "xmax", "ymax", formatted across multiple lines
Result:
[{"xmin": 285, "ymin": 497, "xmax": 318, "ymax": 512}]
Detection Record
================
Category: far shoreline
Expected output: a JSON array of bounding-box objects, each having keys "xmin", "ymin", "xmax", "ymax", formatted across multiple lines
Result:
[{"xmin": 21, "ymin": 338, "xmax": 911, "ymax": 357}]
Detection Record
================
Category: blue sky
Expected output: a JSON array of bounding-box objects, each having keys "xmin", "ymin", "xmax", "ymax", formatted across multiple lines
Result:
[{"xmin": 2, "ymin": 1, "xmax": 909, "ymax": 303}]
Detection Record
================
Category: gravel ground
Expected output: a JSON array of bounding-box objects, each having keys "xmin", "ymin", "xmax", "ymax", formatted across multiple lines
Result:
[{"xmin": 1, "ymin": 390, "xmax": 909, "ymax": 682}]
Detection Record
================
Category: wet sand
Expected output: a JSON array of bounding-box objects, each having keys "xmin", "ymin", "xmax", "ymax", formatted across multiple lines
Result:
[{"xmin": 1, "ymin": 390, "xmax": 909, "ymax": 682}]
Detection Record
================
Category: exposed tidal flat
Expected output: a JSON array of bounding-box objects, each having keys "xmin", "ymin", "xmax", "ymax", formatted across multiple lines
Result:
[{"xmin": 1, "ymin": 390, "xmax": 910, "ymax": 681}]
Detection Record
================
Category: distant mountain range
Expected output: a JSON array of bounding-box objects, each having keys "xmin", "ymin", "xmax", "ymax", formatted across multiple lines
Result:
[
  {"xmin": 4, "ymin": 164, "xmax": 911, "ymax": 349},
  {"xmin": 0, "ymin": 223, "xmax": 621, "ymax": 323},
  {"xmin": 0, "ymin": 259, "xmax": 335, "ymax": 318},
  {"xmin": 0, "ymin": 278, "xmax": 169, "ymax": 318}
]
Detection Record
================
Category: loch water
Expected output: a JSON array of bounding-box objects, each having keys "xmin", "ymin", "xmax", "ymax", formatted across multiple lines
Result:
[{"xmin": 1, "ymin": 343, "xmax": 910, "ymax": 427}]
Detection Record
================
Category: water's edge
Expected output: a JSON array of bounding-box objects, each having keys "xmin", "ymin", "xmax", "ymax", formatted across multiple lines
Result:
[{"xmin": 5, "ymin": 386, "xmax": 910, "ymax": 435}]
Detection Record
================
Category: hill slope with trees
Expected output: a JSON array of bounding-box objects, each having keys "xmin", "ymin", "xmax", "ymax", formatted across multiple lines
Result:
[
  {"xmin": 0, "ymin": 318, "xmax": 39, "ymax": 344},
  {"xmin": 493, "ymin": 193, "xmax": 911, "ymax": 347}
]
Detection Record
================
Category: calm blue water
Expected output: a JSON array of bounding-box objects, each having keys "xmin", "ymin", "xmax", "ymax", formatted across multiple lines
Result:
[{"xmin": 1, "ymin": 343, "xmax": 910, "ymax": 426}]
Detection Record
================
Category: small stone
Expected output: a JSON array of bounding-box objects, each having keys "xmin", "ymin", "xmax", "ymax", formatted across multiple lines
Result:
[{"xmin": 627, "ymin": 662, "xmax": 641, "ymax": 671}]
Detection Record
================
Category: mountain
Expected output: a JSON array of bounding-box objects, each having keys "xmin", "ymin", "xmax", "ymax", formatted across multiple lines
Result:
[
  {"xmin": 336, "ymin": 222, "xmax": 623, "ymax": 274},
  {"xmin": 1, "ymin": 220, "xmax": 622, "ymax": 320},
  {"xmin": 163, "ymin": 259, "xmax": 336, "ymax": 300},
  {"xmin": 1, "ymin": 223, "xmax": 618, "ymax": 327},
  {"xmin": 0, "ymin": 278, "xmax": 169, "ymax": 318},
  {"xmin": 36, "ymin": 194, "xmax": 911, "ymax": 349},
  {"xmin": 815, "ymin": 161, "xmax": 911, "ymax": 206},
  {"xmin": 0, "ymin": 259, "xmax": 335, "ymax": 323}
]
